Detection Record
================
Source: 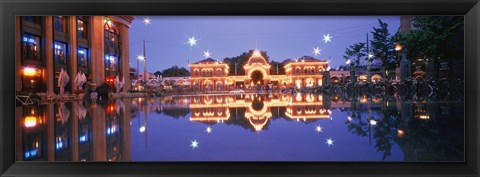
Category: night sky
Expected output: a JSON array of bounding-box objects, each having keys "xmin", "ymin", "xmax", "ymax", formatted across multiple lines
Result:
[{"xmin": 129, "ymin": 16, "xmax": 400, "ymax": 73}]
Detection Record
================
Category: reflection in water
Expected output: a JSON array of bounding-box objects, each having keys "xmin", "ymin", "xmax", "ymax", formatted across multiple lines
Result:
[{"xmin": 16, "ymin": 93, "xmax": 464, "ymax": 161}]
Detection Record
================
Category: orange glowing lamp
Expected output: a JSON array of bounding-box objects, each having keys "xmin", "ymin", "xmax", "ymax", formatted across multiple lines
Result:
[
  {"xmin": 107, "ymin": 104, "xmax": 115, "ymax": 113},
  {"xmin": 360, "ymin": 95, "xmax": 368, "ymax": 103},
  {"xmin": 395, "ymin": 43, "xmax": 403, "ymax": 51},
  {"xmin": 397, "ymin": 129, "xmax": 405, "ymax": 138},
  {"xmin": 23, "ymin": 67, "xmax": 37, "ymax": 77},
  {"xmin": 24, "ymin": 116, "xmax": 37, "ymax": 128}
]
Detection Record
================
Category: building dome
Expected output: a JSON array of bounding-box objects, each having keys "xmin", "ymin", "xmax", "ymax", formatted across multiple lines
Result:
[{"xmin": 247, "ymin": 50, "xmax": 269, "ymax": 65}]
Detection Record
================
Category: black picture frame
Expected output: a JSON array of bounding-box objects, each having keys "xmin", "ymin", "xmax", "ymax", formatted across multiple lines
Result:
[{"xmin": 1, "ymin": 0, "xmax": 479, "ymax": 176}]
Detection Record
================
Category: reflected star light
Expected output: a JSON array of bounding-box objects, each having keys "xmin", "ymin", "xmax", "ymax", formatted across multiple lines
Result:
[
  {"xmin": 206, "ymin": 126, "xmax": 213, "ymax": 134},
  {"xmin": 190, "ymin": 140, "xmax": 199, "ymax": 149},
  {"xmin": 326, "ymin": 138, "xmax": 335, "ymax": 146}
]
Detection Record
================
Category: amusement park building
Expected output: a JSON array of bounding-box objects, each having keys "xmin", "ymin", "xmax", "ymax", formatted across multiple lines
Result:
[{"xmin": 189, "ymin": 50, "xmax": 330, "ymax": 91}]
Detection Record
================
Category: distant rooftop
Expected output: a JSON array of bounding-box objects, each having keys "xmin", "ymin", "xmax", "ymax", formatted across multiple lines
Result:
[
  {"xmin": 194, "ymin": 58, "xmax": 220, "ymax": 64},
  {"xmin": 282, "ymin": 56, "xmax": 327, "ymax": 64}
]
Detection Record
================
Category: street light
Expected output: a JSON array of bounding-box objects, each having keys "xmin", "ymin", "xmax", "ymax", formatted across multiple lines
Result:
[
  {"xmin": 395, "ymin": 43, "xmax": 403, "ymax": 51},
  {"xmin": 395, "ymin": 42, "xmax": 411, "ymax": 83},
  {"xmin": 23, "ymin": 67, "xmax": 37, "ymax": 77},
  {"xmin": 137, "ymin": 54, "xmax": 145, "ymax": 79},
  {"xmin": 345, "ymin": 59, "xmax": 352, "ymax": 65}
]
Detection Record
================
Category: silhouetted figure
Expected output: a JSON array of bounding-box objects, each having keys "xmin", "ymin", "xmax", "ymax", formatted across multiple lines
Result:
[
  {"xmin": 84, "ymin": 81, "xmax": 93, "ymax": 102},
  {"xmin": 97, "ymin": 82, "xmax": 110, "ymax": 101}
]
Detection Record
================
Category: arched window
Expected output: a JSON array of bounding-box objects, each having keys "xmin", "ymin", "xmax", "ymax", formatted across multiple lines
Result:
[
  {"xmin": 104, "ymin": 19, "xmax": 121, "ymax": 78},
  {"xmin": 318, "ymin": 66, "xmax": 324, "ymax": 72}
]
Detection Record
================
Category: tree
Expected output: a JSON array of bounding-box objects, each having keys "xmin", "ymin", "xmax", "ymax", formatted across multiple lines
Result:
[
  {"xmin": 161, "ymin": 65, "xmax": 190, "ymax": 77},
  {"xmin": 269, "ymin": 60, "xmax": 285, "ymax": 75},
  {"xmin": 162, "ymin": 107, "xmax": 191, "ymax": 119},
  {"xmin": 223, "ymin": 50, "xmax": 270, "ymax": 76},
  {"xmin": 370, "ymin": 19, "xmax": 395, "ymax": 70},
  {"xmin": 344, "ymin": 42, "xmax": 367, "ymax": 67},
  {"xmin": 344, "ymin": 42, "xmax": 367, "ymax": 84},
  {"xmin": 393, "ymin": 16, "xmax": 464, "ymax": 75},
  {"xmin": 154, "ymin": 71, "xmax": 162, "ymax": 77}
]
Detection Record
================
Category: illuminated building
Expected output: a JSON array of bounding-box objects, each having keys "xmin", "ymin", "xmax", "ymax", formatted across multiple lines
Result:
[
  {"xmin": 189, "ymin": 58, "xmax": 229, "ymax": 91},
  {"xmin": 16, "ymin": 16, "xmax": 135, "ymax": 94},
  {"xmin": 283, "ymin": 56, "xmax": 329, "ymax": 88},
  {"xmin": 189, "ymin": 94, "xmax": 331, "ymax": 131},
  {"xmin": 16, "ymin": 101, "xmax": 132, "ymax": 161},
  {"xmin": 189, "ymin": 52, "xmax": 329, "ymax": 90}
]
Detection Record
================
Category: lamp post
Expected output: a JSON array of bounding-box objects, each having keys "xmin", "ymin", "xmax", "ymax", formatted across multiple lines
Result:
[
  {"xmin": 143, "ymin": 39, "xmax": 147, "ymax": 85},
  {"xmin": 395, "ymin": 42, "xmax": 410, "ymax": 83},
  {"xmin": 234, "ymin": 62, "xmax": 237, "ymax": 75},
  {"xmin": 346, "ymin": 59, "xmax": 356, "ymax": 84}
]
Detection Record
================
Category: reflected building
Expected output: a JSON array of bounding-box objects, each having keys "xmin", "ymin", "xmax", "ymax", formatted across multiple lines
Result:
[
  {"xmin": 16, "ymin": 94, "xmax": 464, "ymax": 161},
  {"xmin": 189, "ymin": 93, "xmax": 331, "ymax": 131},
  {"xmin": 16, "ymin": 100, "xmax": 132, "ymax": 161}
]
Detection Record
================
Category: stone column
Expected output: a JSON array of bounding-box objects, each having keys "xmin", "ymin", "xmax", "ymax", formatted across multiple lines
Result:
[
  {"xmin": 122, "ymin": 100, "xmax": 132, "ymax": 161},
  {"xmin": 69, "ymin": 16, "xmax": 78, "ymax": 93},
  {"xmin": 90, "ymin": 16, "xmax": 105, "ymax": 85},
  {"xmin": 46, "ymin": 104, "xmax": 55, "ymax": 160},
  {"xmin": 45, "ymin": 17, "xmax": 55, "ymax": 94},
  {"xmin": 119, "ymin": 24, "xmax": 131, "ymax": 91},
  {"xmin": 71, "ymin": 102, "xmax": 79, "ymax": 161},
  {"xmin": 92, "ymin": 104, "xmax": 106, "ymax": 161}
]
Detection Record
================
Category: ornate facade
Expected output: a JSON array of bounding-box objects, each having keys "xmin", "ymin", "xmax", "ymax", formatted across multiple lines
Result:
[
  {"xmin": 189, "ymin": 94, "xmax": 331, "ymax": 131},
  {"xmin": 16, "ymin": 16, "xmax": 134, "ymax": 94},
  {"xmin": 189, "ymin": 50, "xmax": 329, "ymax": 91}
]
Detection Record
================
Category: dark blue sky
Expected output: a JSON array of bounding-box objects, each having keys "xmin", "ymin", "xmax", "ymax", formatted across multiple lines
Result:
[{"xmin": 129, "ymin": 16, "xmax": 400, "ymax": 73}]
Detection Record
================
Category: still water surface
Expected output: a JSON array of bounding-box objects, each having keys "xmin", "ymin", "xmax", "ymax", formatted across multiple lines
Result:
[{"xmin": 16, "ymin": 93, "xmax": 464, "ymax": 161}]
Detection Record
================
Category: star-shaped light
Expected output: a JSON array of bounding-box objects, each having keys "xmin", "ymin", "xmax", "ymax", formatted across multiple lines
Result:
[
  {"xmin": 187, "ymin": 36, "xmax": 197, "ymax": 47},
  {"xmin": 322, "ymin": 33, "xmax": 332, "ymax": 43},
  {"xmin": 206, "ymin": 126, "xmax": 212, "ymax": 134},
  {"xmin": 203, "ymin": 50, "xmax": 211, "ymax": 58},
  {"xmin": 315, "ymin": 125, "xmax": 323, "ymax": 133},
  {"xmin": 368, "ymin": 53, "xmax": 374, "ymax": 59},
  {"xmin": 313, "ymin": 47, "xmax": 321, "ymax": 56},
  {"xmin": 345, "ymin": 59, "xmax": 352, "ymax": 65},
  {"xmin": 142, "ymin": 17, "xmax": 151, "ymax": 25},
  {"xmin": 326, "ymin": 138, "xmax": 335, "ymax": 146},
  {"xmin": 190, "ymin": 140, "xmax": 199, "ymax": 149}
]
